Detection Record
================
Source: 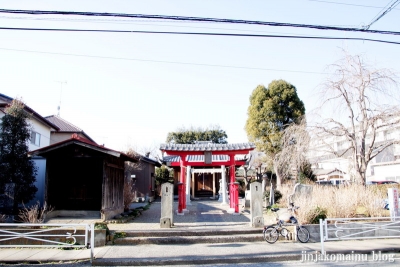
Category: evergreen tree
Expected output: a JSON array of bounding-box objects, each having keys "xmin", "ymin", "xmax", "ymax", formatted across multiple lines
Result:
[
  {"xmin": 245, "ymin": 80, "xmax": 305, "ymax": 185},
  {"xmin": 155, "ymin": 165, "xmax": 173, "ymax": 185},
  {"xmin": 166, "ymin": 125, "xmax": 228, "ymax": 144},
  {"xmin": 0, "ymin": 99, "xmax": 37, "ymax": 213}
]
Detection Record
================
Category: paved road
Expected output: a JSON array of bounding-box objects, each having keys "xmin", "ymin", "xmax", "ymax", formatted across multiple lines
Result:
[
  {"xmin": 1, "ymin": 199, "xmax": 399, "ymax": 266},
  {"xmin": 6, "ymin": 256, "xmax": 400, "ymax": 267}
]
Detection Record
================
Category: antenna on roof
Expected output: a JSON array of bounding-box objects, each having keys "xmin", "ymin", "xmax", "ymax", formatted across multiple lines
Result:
[{"xmin": 55, "ymin": 81, "xmax": 67, "ymax": 116}]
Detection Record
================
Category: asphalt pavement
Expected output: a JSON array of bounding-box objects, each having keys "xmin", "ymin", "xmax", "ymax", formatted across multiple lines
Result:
[{"xmin": 0, "ymin": 199, "xmax": 399, "ymax": 266}]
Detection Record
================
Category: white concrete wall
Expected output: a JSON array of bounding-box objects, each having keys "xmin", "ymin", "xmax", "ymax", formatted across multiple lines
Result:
[
  {"xmin": 372, "ymin": 163, "xmax": 400, "ymax": 183},
  {"xmin": 28, "ymin": 117, "xmax": 53, "ymax": 151}
]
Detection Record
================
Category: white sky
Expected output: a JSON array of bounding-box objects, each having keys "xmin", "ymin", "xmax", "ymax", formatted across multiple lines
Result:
[{"xmin": 1, "ymin": 0, "xmax": 399, "ymax": 154}]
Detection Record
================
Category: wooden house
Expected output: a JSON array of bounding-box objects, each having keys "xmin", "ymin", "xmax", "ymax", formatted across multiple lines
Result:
[
  {"xmin": 125, "ymin": 154, "xmax": 161, "ymax": 202},
  {"xmin": 29, "ymin": 134, "xmax": 138, "ymax": 221}
]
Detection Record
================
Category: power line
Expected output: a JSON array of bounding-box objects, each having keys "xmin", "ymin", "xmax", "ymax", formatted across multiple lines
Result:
[
  {"xmin": 1, "ymin": 9, "xmax": 400, "ymax": 36},
  {"xmin": 0, "ymin": 47, "xmax": 328, "ymax": 75},
  {"xmin": 0, "ymin": 27, "xmax": 399, "ymax": 45},
  {"xmin": 363, "ymin": 0, "xmax": 400, "ymax": 30},
  {"xmin": 0, "ymin": 15, "xmax": 360, "ymax": 34},
  {"xmin": 308, "ymin": 0, "xmax": 400, "ymax": 9}
]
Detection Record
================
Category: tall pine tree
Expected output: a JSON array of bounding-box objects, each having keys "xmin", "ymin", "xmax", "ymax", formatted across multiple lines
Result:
[{"xmin": 0, "ymin": 99, "xmax": 37, "ymax": 213}]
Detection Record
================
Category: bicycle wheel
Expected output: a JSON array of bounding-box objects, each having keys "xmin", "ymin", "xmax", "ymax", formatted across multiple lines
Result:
[
  {"xmin": 296, "ymin": 226, "xmax": 310, "ymax": 243},
  {"xmin": 263, "ymin": 226, "xmax": 279, "ymax": 244},
  {"xmin": 280, "ymin": 227, "xmax": 289, "ymax": 238}
]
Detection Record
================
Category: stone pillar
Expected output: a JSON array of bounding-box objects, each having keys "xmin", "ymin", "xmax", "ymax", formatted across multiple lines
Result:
[
  {"xmin": 220, "ymin": 165, "xmax": 228, "ymax": 205},
  {"xmin": 218, "ymin": 178, "xmax": 222, "ymax": 202},
  {"xmin": 186, "ymin": 166, "xmax": 191, "ymax": 206},
  {"xmin": 160, "ymin": 183, "xmax": 174, "ymax": 228},
  {"xmin": 191, "ymin": 171, "xmax": 195, "ymax": 199},
  {"xmin": 250, "ymin": 182, "xmax": 264, "ymax": 228},
  {"xmin": 212, "ymin": 172, "xmax": 216, "ymax": 199}
]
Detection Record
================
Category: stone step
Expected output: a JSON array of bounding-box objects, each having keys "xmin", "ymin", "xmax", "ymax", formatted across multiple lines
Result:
[
  {"xmin": 120, "ymin": 228, "xmax": 262, "ymax": 237},
  {"xmin": 111, "ymin": 228, "xmax": 295, "ymax": 245},
  {"xmin": 113, "ymin": 233, "xmax": 265, "ymax": 245}
]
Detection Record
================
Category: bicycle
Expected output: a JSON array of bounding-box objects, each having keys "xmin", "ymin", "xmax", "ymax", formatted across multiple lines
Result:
[{"xmin": 263, "ymin": 203, "xmax": 310, "ymax": 244}]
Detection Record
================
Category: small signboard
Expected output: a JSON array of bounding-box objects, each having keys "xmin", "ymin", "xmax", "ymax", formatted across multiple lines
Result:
[
  {"xmin": 388, "ymin": 188, "xmax": 399, "ymax": 220},
  {"xmin": 204, "ymin": 151, "xmax": 212, "ymax": 164}
]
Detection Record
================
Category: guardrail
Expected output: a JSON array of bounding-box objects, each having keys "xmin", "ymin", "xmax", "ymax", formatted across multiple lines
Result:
[
  {"xmin": 0, "ymin": 223, "xmax": 95, "ymax": 262},
  {"xmin": 319, "ymin": 217, "xmax": 400, "ymax": 255}
]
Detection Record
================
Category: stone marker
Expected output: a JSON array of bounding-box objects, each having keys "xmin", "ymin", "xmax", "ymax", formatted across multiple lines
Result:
[
  {"xmin": 250, "ymin": 182, "xmax": 264, "ymax": 228},
  {"xmin": 288, "ymin": 183, "xmax": 313, "ymax": 204},
  {"xmin": 160, "ymin": 183, "xmax": 174, "ymax": 228}
]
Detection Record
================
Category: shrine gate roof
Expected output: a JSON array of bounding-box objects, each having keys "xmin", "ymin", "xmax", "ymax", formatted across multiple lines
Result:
[
  {"xmin": 160, "ymin": 142, "xmax": 255, "ymax": 152},
  {"xmin": 163, "ymin": 154, "xmax": 248, "ymax": 163}
]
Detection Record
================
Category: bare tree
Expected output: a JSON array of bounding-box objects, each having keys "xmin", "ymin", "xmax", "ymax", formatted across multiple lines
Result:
[
  {"xmin": 123, "ymin": 176, "xmax": 136, "ymax": 211},
  {"xmin": 312, "ymin": 53, "xmax": 400, "ymax": 185},
  {"xmin": 275, "ymin": 118, "xmax": 311, "ymax": 181},
  {"xmin": 125, "ymin": 142, "xmax": 161, "ymax": 160},
  {"xmin": 123, "ymin": 148, "xmax": 144, "ymax": 211}
]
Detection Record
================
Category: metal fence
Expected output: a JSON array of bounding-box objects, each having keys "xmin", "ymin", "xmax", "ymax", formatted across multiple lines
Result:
[
  {"xmin": 319, "ymin": 217, "xmax": 400, "ymax": 255},
  {"xmin": 0, "ymin": 223, "xmax": 95, "ymax": 262}
]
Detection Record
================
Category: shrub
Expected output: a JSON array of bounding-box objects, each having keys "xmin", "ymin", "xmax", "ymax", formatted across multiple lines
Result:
[
  {"xmin": 95, "ymin": 222, "xmax": 110, "ymax": 236},
  {"xmin": 129, "ymin": 209, "xmax": 139, "ymax": 216},
  {"xmin": 307, "ymin": 206, "xmax": 327, "ymax": 224},
  {"xmin": 114, "ymin": 232, "xmax": 126, "ymax": 239},
  {"xmin": 263, "ymin": 188, "xmax": 282, "ymax": 203},
  {"xmin": 18, "ymin": 201, "xmax": 53, "ymax": 224}
]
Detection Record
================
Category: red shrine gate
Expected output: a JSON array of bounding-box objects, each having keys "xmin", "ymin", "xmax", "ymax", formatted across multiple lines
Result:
[{"xmin": 160, "ymin": 142, "xmax": 255, "ymax": 214}]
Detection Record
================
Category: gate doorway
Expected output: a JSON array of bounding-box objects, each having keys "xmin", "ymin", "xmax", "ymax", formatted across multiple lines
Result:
[{"xmin": 191, "ymin": 169, "xmax": 222, "ymax": 199}]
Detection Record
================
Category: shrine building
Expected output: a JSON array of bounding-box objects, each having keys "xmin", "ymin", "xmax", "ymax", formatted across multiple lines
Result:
[{"xmin": 160, "ymin": 141, "xmax": 255, "ymax": 214}]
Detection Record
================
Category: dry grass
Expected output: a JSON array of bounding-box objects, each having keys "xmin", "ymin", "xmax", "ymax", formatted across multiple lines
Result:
[
  {"xmin": 278, "ymin": 184, "xmax": 398, "ymax": 224},
  {"xmin": 18, "ymin": 201, "xmax": 53, "ymax": 224},
  {"xmin": 0, "ymin": 214, "xmax": 8, "ymax": 223}
]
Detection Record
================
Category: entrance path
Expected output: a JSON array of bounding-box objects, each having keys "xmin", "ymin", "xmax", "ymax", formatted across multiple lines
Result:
[
  {"xmin": 108, "ymin": 199, "xmax": 263, "ymax": 231},
  {"xmin": 44, "ymin": 199, "xmax": 276, "ymax": 231}
]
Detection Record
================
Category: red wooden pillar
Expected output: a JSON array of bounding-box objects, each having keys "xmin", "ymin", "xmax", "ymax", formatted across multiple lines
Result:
[
  {"xmin": 177, "ymin": 182, "xmax": 184, "ymax": 214},
  {"xmin": 180, "ymin": 164, "xmax": 186, "ymax": 210},
  {"xmin": 231, "ymin": 182, "xmax": 239, "ymax": 213},
  {"xmin": 229, "ymin": 165, "xmax": 236, "ymax": 209}
]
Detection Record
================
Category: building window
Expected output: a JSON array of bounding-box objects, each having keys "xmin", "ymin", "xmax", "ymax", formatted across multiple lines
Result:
[
  {"xmin": 30, "ymin": 131, "xmax": 41, "ymax": 146},
  {"xmin": 384, "ymin": 129, "xmax": 397, "ymax": 140}
]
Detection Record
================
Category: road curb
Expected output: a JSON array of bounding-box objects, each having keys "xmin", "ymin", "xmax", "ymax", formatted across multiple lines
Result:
[{"xmin": 92, "ymin": 253, "xmax": 303, "ymax": 266}]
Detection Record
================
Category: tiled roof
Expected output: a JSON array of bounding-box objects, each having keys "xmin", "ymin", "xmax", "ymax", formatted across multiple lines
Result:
[
  {"xmin": 138, "ymin": 154, "xmax": 162, "ymax": 167},
  {"xmin": 45, "ymin": 115, "xmax": 96, "ymax": 143},
  {"xmin": 163, "ymin": 154, "xmax": 248, "ymax": 163},
  {"xmin": 313, "ymin": 168, "xmax": 346, "ymax": 176},
  {"xmin": 163, "ymin": 155, "xmax": 181, "ymax": 163},
  {"xmin": 160, "ymin": 142, "xmax": 255, "ymax": 152},
  {"xmin": 45, "ymin": 115, "xmax": 82, "ymax": 132},
  {"xmin": 29, "ymin": 134, "xmax": 137, "ymax": 162}
]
